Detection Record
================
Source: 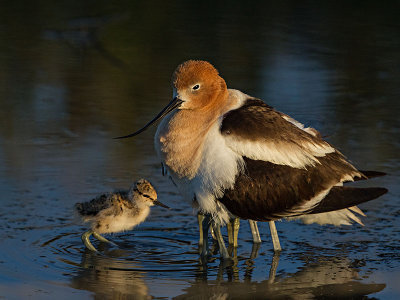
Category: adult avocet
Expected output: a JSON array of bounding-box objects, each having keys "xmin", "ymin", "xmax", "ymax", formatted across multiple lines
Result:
[{"xmin": 116, "ymin": 60, "xmax": 387, "ymax": 259}]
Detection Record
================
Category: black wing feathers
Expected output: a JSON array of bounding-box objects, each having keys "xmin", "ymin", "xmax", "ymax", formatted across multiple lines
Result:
[
  {"xmin": 357, "ymin": 170, "xmax": 386, "ymax": 180},
  {"xmin": 221, "ymin": 98, "xmax": 324, "ymax": 147},
  {"xmin": 309, "ymin": 186, "xmax": 387, "ymax": 214},
  {"xmin": 217, "ymin": 99, "xmax": 387, "ymax": 221},
  {"xmin": 219, "ymin": 157, "xmax": 387, "ymax": 221},
  {"xmin": 219, "ymin": 154, "xmax": 358, "ymax": 221}
]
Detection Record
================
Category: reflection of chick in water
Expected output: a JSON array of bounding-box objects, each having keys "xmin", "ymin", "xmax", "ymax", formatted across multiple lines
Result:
[
  {"xmin": 70, "ymin": 251, "xmax": 151, "ymax": 299},
  {"xmin": 176, "ymin": 255, "xmax": 385, "ymax": 299}
]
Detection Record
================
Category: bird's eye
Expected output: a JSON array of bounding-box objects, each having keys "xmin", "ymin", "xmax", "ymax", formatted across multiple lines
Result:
[{"xmin": 192, "ymin": 84, "xmax": 200, "ymax": 90}]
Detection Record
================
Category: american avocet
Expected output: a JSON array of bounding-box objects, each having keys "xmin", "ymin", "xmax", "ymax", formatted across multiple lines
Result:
[
  {"xmin": 116, "ymin": 60, "xmax": 387, "ymax": 259},
  {"xmin": 75, "ymin": 179, "xmax": 169, "ymax": 251}
]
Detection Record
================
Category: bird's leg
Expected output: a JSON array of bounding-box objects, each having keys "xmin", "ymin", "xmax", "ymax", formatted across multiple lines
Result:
[
  {"xmin": 227, "ymin": 217, "xmax": 240, "ymax": 246},
  {"xmin": 268, "ymin": 221, "xmax": 282, "ymax": 252},
  {"xmin": 200, "ymin": 214, "xmax": 211, "ymax": 257},
  {"xmin": 197, "ymin": 212, "xmax": 204, "ymax": 247},
  {"xmin": 227, "ymin": 218, "xmax": 234, "ymax": 245},
  {"xmin": 227, "ymin": 218, "xmax": 240, "ymax": 247},
  {"xmin": 92, "ymin": 232, "xmax": 118, "ymax": 247},
  {"xmin": 81, "ymin": 230, "xmax": 98, "ymax": 252},
  {"xmin": 198, "ymin": 212, "xmax": 215, "ymax": 245},
  {"xmin": 210, "ymin": 226, "xmax": 216, "ymax": 240},
  {"xmin": 232, "ymin": 218, "xmax": 240, "ymax": 247},
  {"xmin": 211, "ymin": 221, "xmax": 230, "ymax": 260},
  {"xmin": 249, "ymin": 220, "xmax": 262, "ymax": 243}
]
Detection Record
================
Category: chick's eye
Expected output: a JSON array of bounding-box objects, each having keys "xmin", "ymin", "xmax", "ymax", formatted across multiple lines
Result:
[{"xmin": 192, "ymin": 84, "xmax": 200, "ymax": 90}]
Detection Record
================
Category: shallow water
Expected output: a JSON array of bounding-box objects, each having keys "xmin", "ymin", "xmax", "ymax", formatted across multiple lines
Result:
[{"xmin": 0, "ymin": 1, "xmax": 399, "ymax": 299}]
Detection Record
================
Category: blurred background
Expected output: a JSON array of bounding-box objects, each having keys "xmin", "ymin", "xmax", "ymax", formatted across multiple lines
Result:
[{"xmin": 0, "ymin": 1, "xmax": 399, "ymax": 299}]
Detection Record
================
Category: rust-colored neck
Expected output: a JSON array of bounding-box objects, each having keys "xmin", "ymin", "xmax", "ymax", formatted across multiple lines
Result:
[{"xmin": 157, "ymin": 90, "xmax": 230, "ymax": 179}]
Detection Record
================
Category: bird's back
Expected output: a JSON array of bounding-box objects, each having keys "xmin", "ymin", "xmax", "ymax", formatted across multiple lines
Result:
[
  {"xmin": 75, "ymin": 191, "xmax": 129, "ymax": 217},
  {"xmin": 217, "ymin": 98, "xmax": 387, "ymax": 223}
]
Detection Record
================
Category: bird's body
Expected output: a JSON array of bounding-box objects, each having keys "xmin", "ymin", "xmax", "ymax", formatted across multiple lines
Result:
[
  {"xmin": 154, "ymin": 65, "xmax": 384, "ymax": 226},
  {"xmin": 116, "ymin": 60, "xmax": 387, "ymax": 258},
  {"xmin": 76, "ymin": 191, "xmax": 151, "ymax": 234},
  {"xmin": 75, "ymin": 179, "xmax": 169, "ymax": 251}
]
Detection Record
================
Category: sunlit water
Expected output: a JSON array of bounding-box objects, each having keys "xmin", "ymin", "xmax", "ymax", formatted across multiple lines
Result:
[{"xmin": 0, "ymin": 1, "xmax": 399, "ymax": 299}]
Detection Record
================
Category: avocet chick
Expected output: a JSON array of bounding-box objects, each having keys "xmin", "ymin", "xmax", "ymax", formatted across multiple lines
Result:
[{"xmin": 75, "ymin": 179, "xmax": 169, "ymax": 251}]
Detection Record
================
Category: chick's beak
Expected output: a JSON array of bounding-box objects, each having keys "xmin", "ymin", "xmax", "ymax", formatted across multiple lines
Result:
[
  {"xmin": 153, "ymin": 200, "xmax": 170, "ymax": 209},
  {"xmin": 114, "ymin": 97, "xmax": 184, "ymax": 139}
]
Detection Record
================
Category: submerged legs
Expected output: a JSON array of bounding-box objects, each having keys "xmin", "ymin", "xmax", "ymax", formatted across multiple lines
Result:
[
  {"xmin": 212, "ymin": 222, "xmax": 230, "ymax": 260},
  {"xmin": 200, "ymin": 214, "xmax": 211, "ymax": 257},
  {"xmin": 198, "ymin": 214, "xmax": 282, "ymax": 259},
  {"xmin": 227, "ymin": 219, "xmax": 261, "ymax": 247},
  {"xmin": 228, "ymin": 219, "xmax": 282, "ymax": 252},
  {"xmin": 199, "ymin": 213, "xmax": 230, "ymax": 260},
  {"xmin": 199, "ymin": 213, "xmax": 282, "ymax": 256},
  {"xmin": 81, "ymin": 230, "xmax": 117, "ymax": 252},
  {"xmin": 249, "ymin": 220, "xmax": 282, "ymax": 252}
]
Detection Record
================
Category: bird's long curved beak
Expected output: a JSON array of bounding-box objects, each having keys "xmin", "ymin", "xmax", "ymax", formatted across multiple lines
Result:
[
  {"xmin": 154, "ymin": 200, "xmax": 170, "ymax": 209},
  {"xmin": 114, "ymin": 97, "xmax": 184, "ymax": 139}
]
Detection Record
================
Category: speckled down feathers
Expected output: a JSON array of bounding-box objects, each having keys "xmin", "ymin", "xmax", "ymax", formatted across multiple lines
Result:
[
  {"xmin": 74, "ymin": 180, "xmax": 158, "ymax": 234},
  {"xmin": 75, "ymin": 191, "xmax": 132, "ymax": 217}
]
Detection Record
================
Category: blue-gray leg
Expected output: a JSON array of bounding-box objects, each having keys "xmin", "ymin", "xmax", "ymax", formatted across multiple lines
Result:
[
  {"xmin": 249, "ymin": 220, "xmax": 262, "ymax": 243},
  {"xmin": 268, "ymin": 221, "xmax": 282, "ymax": 252},
  {"xmin": 211, "ymin": 222, "xmax": 230, "ymax": 260},
  {"xmin": 197, "ymin": 212, "xmax": 205, "ymax": 247},
  {"xmin": 200, "ymin": 214, "xmax": 211, "ymax": 257}
]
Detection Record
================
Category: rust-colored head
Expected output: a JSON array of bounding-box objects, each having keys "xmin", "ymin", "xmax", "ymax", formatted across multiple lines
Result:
[
  {"xmin": 114, "ymin": 60, "xmax": 227, "ymax": 140},
  {"xmin": 172, "ymin": 60, "xmax": 228, "ymax": 110}
]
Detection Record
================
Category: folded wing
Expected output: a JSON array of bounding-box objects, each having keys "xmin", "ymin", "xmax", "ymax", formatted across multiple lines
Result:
[{"xmin": 218, "ymin": 98, "xmax": 386, "ymax": 222}]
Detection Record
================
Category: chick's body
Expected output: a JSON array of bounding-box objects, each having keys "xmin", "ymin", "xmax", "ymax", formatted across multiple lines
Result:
[
  {"xmin": 76, "ymin": 191, "xmax": 150, "ymax": 234},
  {"xmin": 75, "ymin": 179, "xmax": 167, "ymax": 251}
]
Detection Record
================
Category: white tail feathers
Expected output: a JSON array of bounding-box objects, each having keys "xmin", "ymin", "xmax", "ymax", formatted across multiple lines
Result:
[{"xmin": 288, "ymin": 206, "xmax": 366, "ymax": 226}]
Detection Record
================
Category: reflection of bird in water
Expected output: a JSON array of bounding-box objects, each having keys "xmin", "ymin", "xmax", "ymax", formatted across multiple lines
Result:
[
  {"xmin": 116, "ymin": 60, "xmax": 387, "ymax": 259},
  {"xmin": 75, "ymin": 179, "xmax": 169, "ymax": 251},
  {"xmin": 70, "ymin": 250, "xmax": 151, "ymax": 299},
  {"xmin": 176, "ymin": 252, "xmax": 385, "ymax": 299}
]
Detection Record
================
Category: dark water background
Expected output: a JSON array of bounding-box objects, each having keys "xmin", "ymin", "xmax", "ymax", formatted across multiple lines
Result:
[{"xmin": 0, "ymin": 1, "xmax": 399, "ymax": 299}]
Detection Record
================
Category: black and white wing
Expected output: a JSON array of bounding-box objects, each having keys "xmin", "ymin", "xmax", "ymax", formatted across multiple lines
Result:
[{"xmin": 218, "ymin": 98, "xmax": 387, "ymax": 222}]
